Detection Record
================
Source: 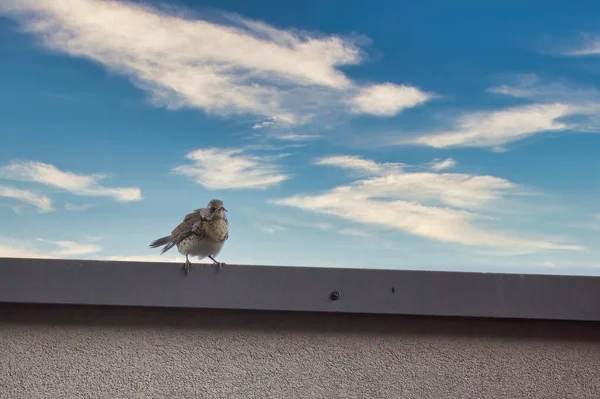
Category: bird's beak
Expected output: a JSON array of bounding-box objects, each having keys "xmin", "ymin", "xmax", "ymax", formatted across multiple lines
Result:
[{"xmin": 222, "ymin": 206, "xmax": 228, "ymax": 212}]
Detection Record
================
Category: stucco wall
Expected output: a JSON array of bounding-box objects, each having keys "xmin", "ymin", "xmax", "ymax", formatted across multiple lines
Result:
[{"xmin": 1, "ymin": 304, "xmax": 599, "ymax": 398}]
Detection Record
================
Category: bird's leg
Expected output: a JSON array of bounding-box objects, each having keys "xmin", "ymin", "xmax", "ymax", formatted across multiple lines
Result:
[
  {"xmin": 208, "ymin": 255, "xmax": 225, "ymax": 272},
  {"xmin": 182, "ymin": 254, "xmax": 192, "ymax": 276}
]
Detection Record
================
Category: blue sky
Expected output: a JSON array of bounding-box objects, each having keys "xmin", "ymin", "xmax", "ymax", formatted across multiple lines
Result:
[{"xmin": 0, "ymin": 0, "xmax": 599, "ymax": 275}]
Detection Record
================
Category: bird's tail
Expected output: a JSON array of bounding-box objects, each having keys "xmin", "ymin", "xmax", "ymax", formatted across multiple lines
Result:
[{"xmin": 149, "ymin": 236, "xmax": 175, "ymax": 254}]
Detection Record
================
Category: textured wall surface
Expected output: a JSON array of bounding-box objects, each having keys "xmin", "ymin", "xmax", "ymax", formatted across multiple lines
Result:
[{"xmin": 1, "ymin": 304, "xmax": 599, "ymax": 399}]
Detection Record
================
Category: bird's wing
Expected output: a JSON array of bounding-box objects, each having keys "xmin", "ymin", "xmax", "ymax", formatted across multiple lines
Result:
[
  {"xmin": 193, "ymin": 206, "xmax": 210, "ymax": 216},
  {"xmin": 170, "ymin": 210, "xmax": 206, "ymax": 244}
]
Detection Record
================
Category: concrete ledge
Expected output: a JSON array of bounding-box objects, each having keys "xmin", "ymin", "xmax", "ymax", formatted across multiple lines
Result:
[{"xmin": 0, "ymin": 257, "xmax": 599, "ymax": 321}]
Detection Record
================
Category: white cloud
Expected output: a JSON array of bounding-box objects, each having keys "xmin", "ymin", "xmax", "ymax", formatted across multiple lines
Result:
[
  {"xmin": 395, "ymin": 74, "xmax": 600, "ymax": 149},
  {"xmin": 253, "ymin": 119, "xmax": 277, "ymax": 129},
  {"xmin": 36, "ymin": 239, "xmax": 102, "ymax": 257},
  {"xmin": 272, "ymin": 155, "xmax": 583, "ymax": 252},
  {"xmin": 488, "ymin": 74, "xmax": 600, "ymax": 133},
  {"xmin": 315, "ymin": 155, "xmax": 400, "ymax": 174},
  {"xmin": 0, "ymin": 245, "xmax": 200, "ymax": 263},
  {"xmin": 533, "ymin": 260, "xmax": 600, "ymax": 270},
  {"xmin": 0, "ymin": 160, "xmax": 142, "ymax": 202},
  {"xmin": 561, "ymin": 33, "xmax": 600, "ymax": 56},
  {"xmin": 0, "ymin": 184, "xmax": 54, "ymax": 212},
  {"xmin": 488, "ymin": 74, "xmax": 600, "ymax": 105},
  {"xmin": 429, "ymin": 158, "xmax": 457, "ymax": 171},
  {"xmin": 242, "ymin": 143, "xmax": 299, "ymax": 152},
  {"xmin": 0, "ymin": 237, "xmax": 213, "ymax": 263},
  {"xmin": 411, "ymin": 103, "xmax": 576, "ymax": 148},
  {"xmin": 272, "ymin": 133, "xmax": 321, "ymax": 142},
  {"xmin": 349, "ymin": 83, "xmax": 433, "ymax": 116},
  {"xmin": 316, "ymin": 155, "xmax": 514, "ymax": 209},
  {"xmin": 0, "ymin": 233, "xmax": 210, "ymax": 263},
  {"xmin": 0, "ymin": 0, "xmax": 432, "ymax": 125},
  {"xmin": 172, "ymin": 147, "xmax": 288, "ymax": 190},
  {"xmin": 0, "ymin": 242, "xmax": 52, "ymax": 259},
  {"xmin": 0, "ymin": 237, "xmax": 101, "ymax": 259}
]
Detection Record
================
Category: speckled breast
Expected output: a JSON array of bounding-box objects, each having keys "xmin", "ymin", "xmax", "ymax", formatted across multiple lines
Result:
[{"xmin": 205, "ymin": 218, "xmax": 229, "ymax": 242}]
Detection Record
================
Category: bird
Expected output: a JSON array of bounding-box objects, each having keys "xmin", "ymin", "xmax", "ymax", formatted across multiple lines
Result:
[{"xmin": 149, "ymin": 199, "xmax": 229, "ymax": 276}]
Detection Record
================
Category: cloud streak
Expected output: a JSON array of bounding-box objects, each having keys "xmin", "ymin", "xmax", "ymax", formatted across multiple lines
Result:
[
  {"xmin": 382, "ymin": 74, "xmax": 600, "ymax": 150},
  {"xmin": 0, "ymin": 237, "xmax": 101, "ymax": 259},
  {"xmin": 410, "ymin": 103, "xmax": 575, "ymax": 148},
  {"xmin": 0, "ymin": 0, "xmax": 433, "ymax": 126},
  {"xmin": 272, "ymin": 133, "xmax": 321, "ymax": 142},
  {"xmin": 315, "ymin": 155, "xmax": 395, "ymax": 174},
  {"xmin": 429, "ymin": 158, "xmax": 457, "ymax": 171},
  {"xmin": 0, "ymin": 184, "xmax": 54, "ymax": 212},
  {"xmin": 273, "ymin": 155, "xmax": 583, "ymax": 252},
  {"xmin": 0, "ymin": 160, "xmax": 142, "ymax": 202},
  {"xmin": 560, "ymin": 33, "xmax": 600, "ymax": 56},
  {"xmin": 172, "ymin": 147, "xmax": 289, "ymax": 190}
]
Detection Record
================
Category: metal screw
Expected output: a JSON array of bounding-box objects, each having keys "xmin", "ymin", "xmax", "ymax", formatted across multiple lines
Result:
[{"xmin": 330, "ymin": 290, "xmax": 341, "ymax": 301}]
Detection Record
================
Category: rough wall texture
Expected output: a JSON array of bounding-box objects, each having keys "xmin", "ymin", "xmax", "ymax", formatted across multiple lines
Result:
[{"xmin": 0, "ymin": 304, "xmax": 599, "ymax": 399}]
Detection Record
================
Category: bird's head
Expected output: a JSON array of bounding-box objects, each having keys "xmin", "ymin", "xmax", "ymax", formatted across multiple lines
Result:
[{"xmin": 207, "ymin": 199, "xmax": 227, "ymax": 219}]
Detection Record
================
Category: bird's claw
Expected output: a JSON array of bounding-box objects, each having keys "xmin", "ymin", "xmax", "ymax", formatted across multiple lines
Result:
[
  {"xmin": 182, "ymin": 258, "xmax": 192, "ymax": 276},
  {"xmin": 208, "ymin": 256, "xmax": 224, "ymax": 272}
]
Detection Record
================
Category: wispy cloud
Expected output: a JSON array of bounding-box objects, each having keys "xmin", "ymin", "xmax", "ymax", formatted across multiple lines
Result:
[
  {"xmin": 258, "ymin": 224, "xmax": 288, "ymax": 234},
  {"xmin": 0, "ymin": 237, "xmax": 101, "ymax": 259},
  {"xmin": 272, "ymin": 133, "xmax": 321, "ymax": 142},
  {"xmin": 488, "ymin": 74, "xmax": 600, "ymax": 105},
  {"xmin": 0, "ymin": 160, "xmax": 142, "ymax": 202},
  {"xmin": 429, "ymin": 158, "xmax": 457, "ymax": 171},
  {"xmin": 533, "ymin": 260, "xmax": 600, "ymax": 270},
  {"xmin": 247, "ymin": 207, "xmax": 373, "ymax": 238},
  {"xmin": 252, "ymin": 119, "xmax": 276, "ymax": 129},
  {"xmin": 391, "ymin": 74, "xmax": 600, "ymax": 149},
  {"xmin": 36, "ymin": 239, "xmax": 102, "ymax": 256},
  {"xmin": 315, "ymin": 155, "xmax": 402, "ymax": 174},
  {"xmin": 560, "ymin": 33, "xmax": 600, "ymax": 56},
  {"xmin": 0, "ymin": 184, "xmax": 54, "ymax": 212},
  {"xmin": 0, "ymin": 237, "xmax": 180, "ymax": 263},
  {"xmin": 314, "ymin": 155, "xmax": 517, "ymax": 209},
  {"xmin": 64, "ymin": 202, "xmax": 94, "ymax": 212},
  {"xmin": 409, "ymin": 103, "xmax": 575, "ymax": 148},
  {"xmin": 172, "ymin": 147, "xmax": 289, "ymax": 189},
  {"xmin": 272, "ymin": 155, "xmax": 583, "ymax": 252},
  {"xmin": 0, "ymin": 0, "xmax": 433, "ymax": 126}
]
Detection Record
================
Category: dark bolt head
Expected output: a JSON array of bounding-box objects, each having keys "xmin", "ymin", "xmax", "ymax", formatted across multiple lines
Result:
[{"xmin": 330, "ymin": 290, "xmax": 341, "ymax": 301}]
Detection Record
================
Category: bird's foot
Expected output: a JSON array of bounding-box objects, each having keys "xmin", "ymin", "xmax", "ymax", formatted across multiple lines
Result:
[
  {"xmin": 208, "ymin": 256, "xmax": 225, "ymax": 272},
  {"xmin": 182, "ymin": 256, "xmax": 192, "ymax": 276}
]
